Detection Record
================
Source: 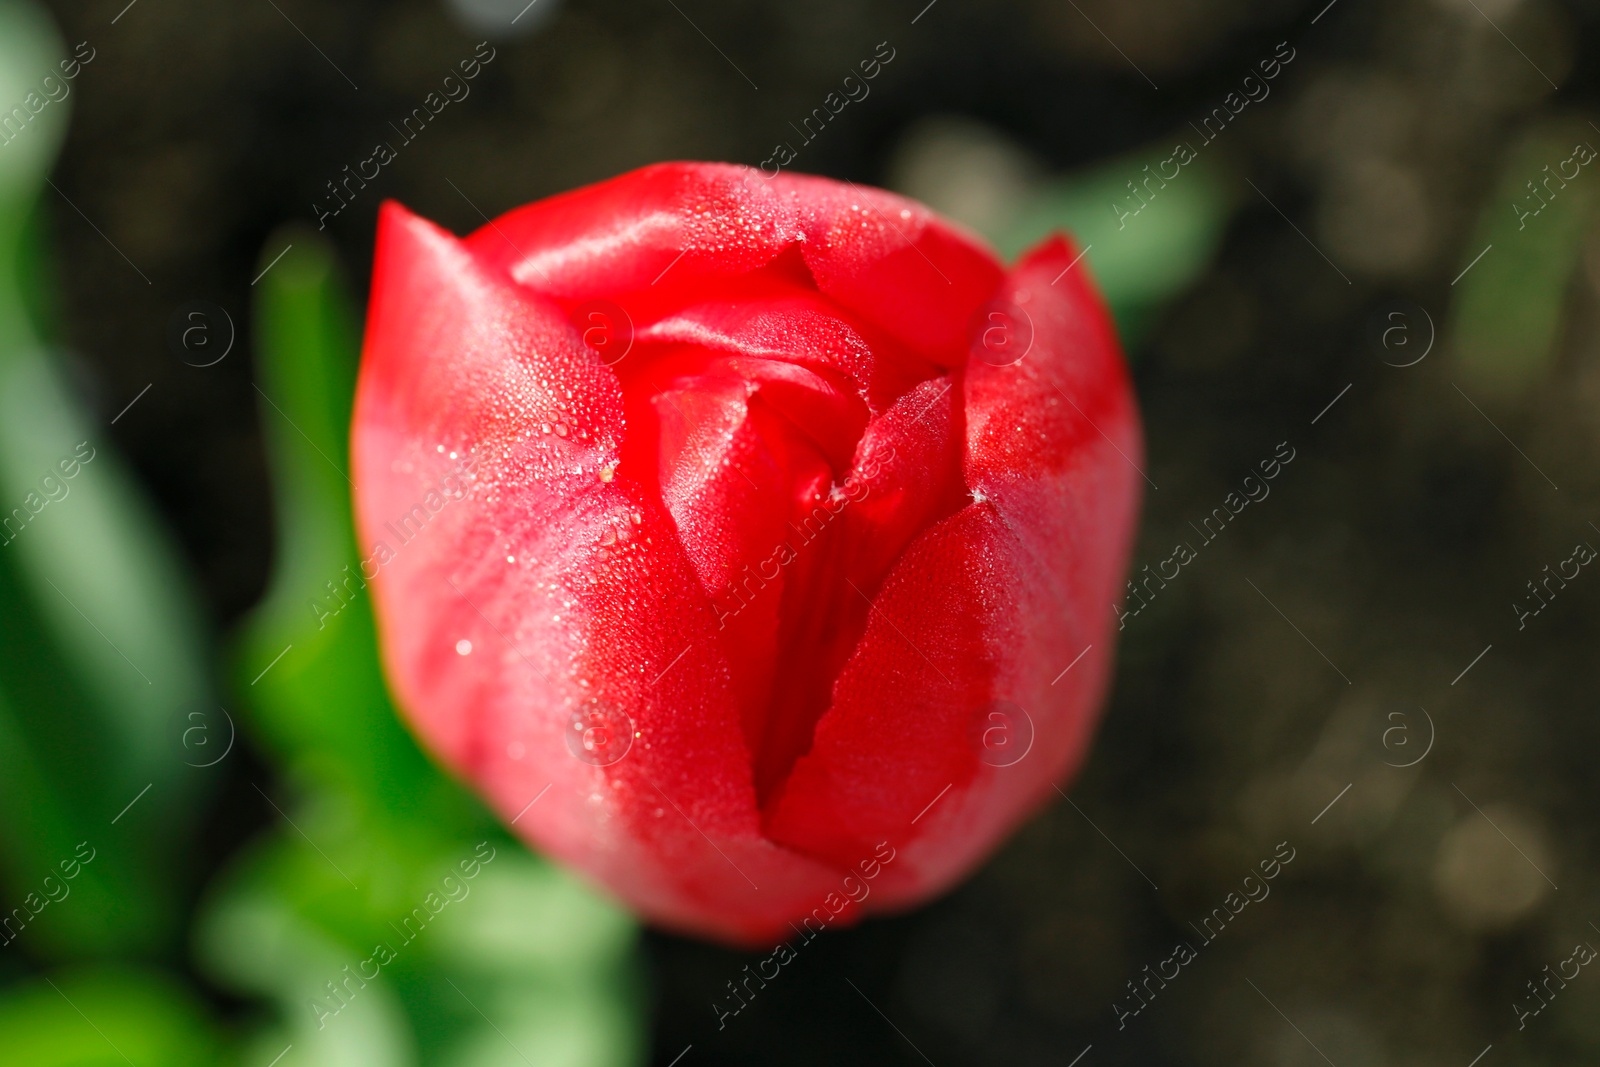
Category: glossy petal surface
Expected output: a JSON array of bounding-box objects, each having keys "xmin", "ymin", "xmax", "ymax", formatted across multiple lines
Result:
[{"xmin": 353, "ymin": 163, "xmax": 1141, "ymax": 943}]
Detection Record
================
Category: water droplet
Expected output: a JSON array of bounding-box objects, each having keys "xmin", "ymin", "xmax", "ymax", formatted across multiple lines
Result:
[{"xmin": 456, "ymin": 639, "xmax": 473, "ymax": 655}]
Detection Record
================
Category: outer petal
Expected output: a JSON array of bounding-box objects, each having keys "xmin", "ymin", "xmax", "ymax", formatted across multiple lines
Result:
[
  {"xmin": 353, "ymin": 202, "xmax": 850, "ymax": 942},
  {"xmin": 763, "ymin": 235, "xmax": 1142, "ymax": 907},
  {"xmin": 464, "ymin": 162, "xmax": 1005, "ymax": 365}
]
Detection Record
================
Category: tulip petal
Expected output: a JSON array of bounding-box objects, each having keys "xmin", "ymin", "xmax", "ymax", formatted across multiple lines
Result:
[
  {"xmin": 355, "ymin": 202, "xmax": 850, "ymax": 942},
  {"xmin": 640, "ymin": 286, "xmax": 936, "ymax": 415},
  {"xmin": 465, "ymin": 162, "xmax": 1003, "ymax": 364},
  {"xmin": 763, "ymin": 235, "xmax": 1141, "ymax": 907},
  {"xmin": 356, "ymin": 179, "xmax": 1140, "ymax": 944}
]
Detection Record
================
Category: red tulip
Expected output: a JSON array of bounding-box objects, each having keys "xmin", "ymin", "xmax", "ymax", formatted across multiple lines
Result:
[{"xmin": 352, "ymin": 162, "xmax": 1141, "ymax": 944}]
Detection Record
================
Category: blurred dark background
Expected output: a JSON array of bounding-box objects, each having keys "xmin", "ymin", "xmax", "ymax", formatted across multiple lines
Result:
[{"xmin": 15, "ymin": 0, "xmax": 1600, "ymax": 1063}]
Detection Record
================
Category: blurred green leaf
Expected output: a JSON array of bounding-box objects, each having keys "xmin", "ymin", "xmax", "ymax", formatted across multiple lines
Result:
[
  {"xmin": 0, "ymin": 966, "xmax": 226, "ymax": 1066},
  {"xmin": 208, "ymin": 230, "xmax": 645, "ymax": 1067},
  {"xmin": 431, "ymin": 852, "xmax": 638, "ymax": 980},
  {"xmin": 0, "ymin": 1, "xmax": 70, "ymax": 254},
  {"xmin": 0, "ymin": 0, "xmax": 212, "ymax": 958},
  {"xmin": 1450, "ymin": 117, "xmax": 1600, "ymax": 400},
  {"xmin": 199, "ymin": 875, "xmax": 417, "ymax": 1067},
  {"xmin": 998, "ymin": 139, "xmax": 1236, "ymax": 345},
  {"xmin": 438, "ymin": 981, "xmax": 641, "ymax": 1067},
  {"xmin": 197, "ymin": 793, "xmax": 642, "ymax": 1067},
  {"xmin": 233, "ymin": 230, "xmax": 471, "ymax": 826}
]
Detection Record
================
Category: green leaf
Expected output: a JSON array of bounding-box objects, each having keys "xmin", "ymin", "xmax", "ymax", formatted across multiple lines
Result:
[
  {"xmin": 0, "ymin": 1, "xmax": 71, "ymax": 257},
  {"xmin": 197, "ymin": 802, "xmax": 642, "ymax": 1067},
  {"xmin": 998, "ymin": 141, "xmax": 1236, "ymax": 346},
  {"xmin": 0, "ymin": 967, "xmax": 227, "ymax": 1067},
  {"xmin": 1449, "ymin": 118, "xmax": 1600, "ymax": 400},
  {"xmin": 199, "ymin": 877, "xmax": 417, "ymax": 1067},
  {"xmin": 437, "ymin": 981, "xmax": 642, "ymax": 1067},
  {"xmin": 232, "ymin": 230, "xmax": 473, "ymax": 826},
  {"xmin": 210, "ymin": 228, "xmax": 645, "ymax": 1067},
  {"xmin": 430, "ymin": 851, "xmax": 639, "ymax": 982},
  {"xmin": 0, "ymin": 0, "xmax": 212, "ymax": 958}
]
